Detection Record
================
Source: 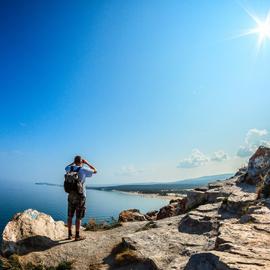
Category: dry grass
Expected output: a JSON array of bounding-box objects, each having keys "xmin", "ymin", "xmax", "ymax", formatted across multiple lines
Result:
[
  {"xmin": 114, "ymin": 248, "xmax": 141, "ymax": 266},
  {"xmin": 0, "ymin": 256, "xmax": 73, "ymax": 270}
]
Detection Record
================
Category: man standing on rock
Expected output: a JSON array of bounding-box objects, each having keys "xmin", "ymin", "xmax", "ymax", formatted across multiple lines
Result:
[{"xmin": 65, "ymin": 155, "xmax": 97, "ymax": 241}]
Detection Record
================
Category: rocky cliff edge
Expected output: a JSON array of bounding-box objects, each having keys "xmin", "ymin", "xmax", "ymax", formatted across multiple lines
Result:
[{"xmin": 2, "ymin": 146, "xmax": 270, "ymax": 270}]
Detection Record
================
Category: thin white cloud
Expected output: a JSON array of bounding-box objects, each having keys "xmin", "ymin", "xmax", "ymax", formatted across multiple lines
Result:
[
  {"xmin": 178, "ymin": 149, "xmax": 209, "ymax": 168},
  {"xmin": 115, "ymin": 165, "xmax": 144, "ymax": 176},
  {"xmin": 237, "ymin": 128, "xmax": 270, "ymax": 157},
  {"xmin": 211, "ymin": 150, "xmax": 229, "ymax": 162},
  {"xmin": 245, "ymin": 128, "xmax": 268, "ymax": 145}
]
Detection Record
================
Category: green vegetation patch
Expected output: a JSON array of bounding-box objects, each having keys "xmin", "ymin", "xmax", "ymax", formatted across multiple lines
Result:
[
  {"xmin": 84, "ymin": 217, "xmax": 122, "ymax": 231},
  {"xmin": 135, "ymin": 221, "xmax": 158, "ymax": 232}
]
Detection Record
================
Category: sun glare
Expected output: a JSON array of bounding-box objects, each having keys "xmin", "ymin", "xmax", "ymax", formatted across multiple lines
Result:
[{"xmin": 241, "ymin": 8, "xmax": 270, "ymax": 51}]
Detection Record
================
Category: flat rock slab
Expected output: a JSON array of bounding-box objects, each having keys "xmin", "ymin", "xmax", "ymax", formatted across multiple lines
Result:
[
  {"xmin": 185, "ymin": 250, "xmax": 270, "ymax": 270},
  {"xmin": 18, "ymin": 222, "xmax": 146, "ymax": 270},
  {"xmin": 122, "ymin": 216, "xmax": 212, "ymax": 270}
]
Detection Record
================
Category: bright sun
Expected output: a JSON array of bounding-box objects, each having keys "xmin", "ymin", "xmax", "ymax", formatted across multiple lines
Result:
[{"xmin": 241, "ymin": 8, "xmax": 270, "ymax": 51}]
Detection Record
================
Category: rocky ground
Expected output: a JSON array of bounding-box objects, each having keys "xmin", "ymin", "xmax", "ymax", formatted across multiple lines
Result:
[{"xmin": 2, "ymin": 146, "xmax": 270, "ymax": 270}]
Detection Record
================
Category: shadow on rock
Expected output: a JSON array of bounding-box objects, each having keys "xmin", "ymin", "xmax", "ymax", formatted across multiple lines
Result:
[
  {"xmin": 2, "ymin": 235, "xmax": 70, "ymax": 257},
  {"xmin": 178, "ymin": 212, "xmax": 218, "ymax": 235},
  {"xmin": 102, "ymin": 242, "xmax": 158, "ymax": 270},
  {"xmin": 184, "ymin": 252, "xmax": 231, "ymax": 270}
]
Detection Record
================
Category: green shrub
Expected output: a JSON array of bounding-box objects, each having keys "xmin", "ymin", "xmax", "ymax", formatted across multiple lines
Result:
[
  {"xmin": 135, "ymin": 221, "xmax": 158, "ymax": 232},
  {"xmin": 84, "ymin": 217, "xmax": 122, "ymax": 231}
]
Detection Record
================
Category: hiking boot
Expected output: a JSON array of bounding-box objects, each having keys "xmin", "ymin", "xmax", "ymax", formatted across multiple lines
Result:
[
  {"xmin": 68, "ymin": 229, "xmax": 73, "ymax": 240},
  {"xmin": 75, "ymin": 235, "xmax": 86, "ymax": 241}
]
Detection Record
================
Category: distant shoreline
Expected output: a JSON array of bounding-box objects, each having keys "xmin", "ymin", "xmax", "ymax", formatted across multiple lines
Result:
[
  {"xmin": 35, "ymin": 173, "xmax": 233, "ymax": 200},
  {"xmin": 111, "ymin": 190, "xmax": 183, "ymax": 200},
  {"xmin": 34, "ymin": 183, "xmax": 180, "ymax": 200}
]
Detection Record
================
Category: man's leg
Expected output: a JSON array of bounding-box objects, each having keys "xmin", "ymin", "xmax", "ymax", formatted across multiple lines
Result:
[
  {"xmin": 75, "ymin": 199, "xmax": 86, "ymax": 240},
  {"xmin": 67, "ymin": 197, "xmax": 76, "ymax": 239},
  {"xmin": 67, "ymin": 216, "xmax": 73, "ymax": 239},
  {"xmin": 75, "ymin": 218, "xmax": 81, "ymax": 239}
]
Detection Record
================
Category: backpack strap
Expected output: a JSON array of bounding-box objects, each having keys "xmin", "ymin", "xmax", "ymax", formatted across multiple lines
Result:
[{"xmin": 69, "ymin": 165, "xmax": 81, "ymax": 173}]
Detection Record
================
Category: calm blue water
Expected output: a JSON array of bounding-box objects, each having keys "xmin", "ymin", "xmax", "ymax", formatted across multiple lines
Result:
[{"xmin": 0, "ymin": 181, "xmax": 169, "ymax": 235}]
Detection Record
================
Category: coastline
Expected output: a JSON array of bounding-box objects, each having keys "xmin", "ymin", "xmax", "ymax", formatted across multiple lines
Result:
[{"xmin": 112, "ymin": 189, "xmax": 184, "ymax": 200}]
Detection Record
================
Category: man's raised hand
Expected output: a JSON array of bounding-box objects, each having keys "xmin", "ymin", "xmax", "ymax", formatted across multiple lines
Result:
[{"xmin": 82, "ymin": 159, "xmax": 97, "ymax": 173}]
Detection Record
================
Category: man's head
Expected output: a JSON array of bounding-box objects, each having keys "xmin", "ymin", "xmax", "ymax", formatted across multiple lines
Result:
[{"xmin": 74, "ymin": 155, "xmax": 83, "ymax": 166}]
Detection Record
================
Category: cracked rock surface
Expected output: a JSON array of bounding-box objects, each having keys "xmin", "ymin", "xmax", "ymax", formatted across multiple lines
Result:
[{"xmin": 2, "ymin": 146, "xmax": 270, "ymax": 270}]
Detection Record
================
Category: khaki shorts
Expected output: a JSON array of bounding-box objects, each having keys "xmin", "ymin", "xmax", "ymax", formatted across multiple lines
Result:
[{"xmin": 68, "ymin": 191, "xmax": 86, "ymax": 220}]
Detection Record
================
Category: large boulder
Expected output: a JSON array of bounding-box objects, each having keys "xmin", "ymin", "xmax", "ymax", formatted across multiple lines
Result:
[
  {"xmin": 122, "ymin": 216, "xmax": 211, "ymax": 270},
  {"xmin": 157, "ymin": 197, "xmax": 186, "ymax": 220},
  {"xmin": 118, "ymin": 209, "xmax": 147, "ymax": 222},
  {"xmin": 247, "ymin": 146, "xmax": 270, "ymax": 184},
  {"xmin": 1, "ymin": 209, "xmax": 66, "ymax": 256},
  {"xmin": 145, "ymin": 210, "xmax": 158, "ymax": 221},
  {"xmin": 185, "ymin": 190, "xmax": 208, "ymax": 210},
  {"xmin": 179, "ymin": 203, "xmax": 221, "ymax": 235},
  {"xmin": 221, "ymin": 184, "xmax": 257, "ymax": 215}
]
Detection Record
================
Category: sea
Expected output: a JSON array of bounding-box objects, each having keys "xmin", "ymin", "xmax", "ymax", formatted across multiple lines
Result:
[{"xmin": 0, "ymin": 181, "xmax": 170, "ymax": 235}]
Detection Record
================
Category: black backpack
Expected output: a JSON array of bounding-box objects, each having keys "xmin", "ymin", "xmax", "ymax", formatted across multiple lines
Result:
[{"xmin": 64, "ymin": 166, "xmax": 83, "ymax": 194}]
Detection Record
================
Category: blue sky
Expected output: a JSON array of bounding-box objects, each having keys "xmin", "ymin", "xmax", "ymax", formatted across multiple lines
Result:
[{"xmin": 1, "ymin": 0, "xmax": 270, "ymax": 184}]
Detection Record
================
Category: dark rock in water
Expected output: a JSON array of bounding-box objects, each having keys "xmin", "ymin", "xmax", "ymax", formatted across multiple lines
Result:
[{"xmin": 118, "ymin": 209, "xmax": 147, "ymax": 222}]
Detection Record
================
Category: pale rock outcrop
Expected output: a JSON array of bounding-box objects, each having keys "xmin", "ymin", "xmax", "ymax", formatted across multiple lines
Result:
[
  {"xmin": 2, "ymin": 146, "xmax": 270, "ymax": 270},
  {"xmin": 179, "ymin": 202, "xmax": 221, "ymax": 235},
  {"xmin": 157, "ymin": 197, "xmax": 186, "ymax": 220},
  {"xmin": 117, "ymin": 147, "xmax": 269, "ymax": 270},
  {"xmin": 185, "ymin": 204, "xmax": 270, "ymax": 269},
  {"xmin": 122, "ymin": 216, "xmax": 212, "ymax": 270},
  {"xmin": 1, "ymin": 209, "xmax": 66, "ymax": 256},
  {"xmin": 185, "ymin": 190, "xmax": 207, "ymax": 210},
  {"xmin": 185, "ymin": 178, "xmax": 235, "ymax": 211},
  {"xmin": 4, "ymin": 221, "xmax": 147, "ymax": 270},
  {"xmin": 221, "ymin": 183, "xmax": 257, "ymax": 215}
]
